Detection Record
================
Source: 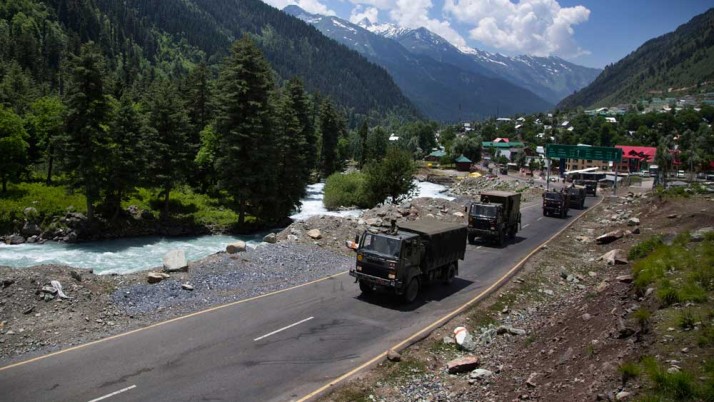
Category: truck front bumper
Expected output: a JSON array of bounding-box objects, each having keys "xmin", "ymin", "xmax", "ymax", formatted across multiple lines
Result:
[{"xmin": 349, "ymin": 270, "xmax": 402, "ymax": 289}]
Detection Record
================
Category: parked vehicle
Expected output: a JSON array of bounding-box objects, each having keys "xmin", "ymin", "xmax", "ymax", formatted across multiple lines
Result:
[
  {"xmin": 348, "ymin": 219, "xmax": 467, "ymax": 302},
  {"xmin": 466, "ymin": 191, "xmax": 521, "ymax": 246},
  {"xmin": 543, "ymin": 190, "xmax": 569, "ymax": 218},
  {"xmin": 566, "ymin": 185, "xmax": 586, "ymax": 209}
]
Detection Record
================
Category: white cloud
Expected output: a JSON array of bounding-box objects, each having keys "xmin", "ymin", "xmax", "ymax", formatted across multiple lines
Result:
[
  {"xmin": 443, "ymin": 0, "xmax": 590, "ymax": 57},
  {"xmin": 349, "ymin": 6, "xmax": 380, "ymax": 24},
  {"xmin": 262, "ymin": 0, "xmax": 336, "ymax": 16},
  {"xmin": 387, "ymin": 0, "xmax": 469, "ymax": 48}
]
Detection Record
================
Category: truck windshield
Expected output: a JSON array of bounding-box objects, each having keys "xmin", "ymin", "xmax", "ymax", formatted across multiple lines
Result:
[
  {"xmin": 544, "ymin": 192, "xmax": 562, "ymax": 201},
  {"xmin": 471, "ymin": 204, "xmax": 498, "ymax": 217},
  {"xmin": 361, "ymin": 234, "xmax": 401, "ymax": 258}
]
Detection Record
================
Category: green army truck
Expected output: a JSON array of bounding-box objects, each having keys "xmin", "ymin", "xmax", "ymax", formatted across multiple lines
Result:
[
  {"xmin": 349, "ymin": 219, "xmax": 467, "ymax": 303},
  {"xmin": 543, "ymin": 190, "xmax": 569, "ymax": 218},
  {"xmin": 466, "ymin": 191, "xmax": 522, "ymax": 246},
  {"xmin": 567, "ymin": 185, "xmax": 586, "ymax": 209}
]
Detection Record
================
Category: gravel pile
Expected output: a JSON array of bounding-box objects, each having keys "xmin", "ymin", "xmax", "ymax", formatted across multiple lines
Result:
[
  {"xmin": 449, "ymin": 176, "xmax": 543, "ymax": 203},
  {"xmin": 112, "ymin": 243, "xmax": 352, "ymax": 316}
]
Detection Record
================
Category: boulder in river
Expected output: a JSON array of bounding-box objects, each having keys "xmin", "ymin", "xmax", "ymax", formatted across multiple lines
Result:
[
  {"xmin": 263, "ymin": 233, "xmax": 277, "ymax": 244},
  {"xmin": 163, "ymin": 249, "xmax": 188, "ymax": 272}
]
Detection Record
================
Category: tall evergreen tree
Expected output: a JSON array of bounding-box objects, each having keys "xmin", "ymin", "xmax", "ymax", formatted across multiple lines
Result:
[
  {"xmin": 104, "ymin": 94, "xmax": 151, "ymax": 221},
  {"xmin": 214, "ymin": 36, "xmax": 275, "ymax": 225},
  {"xmin": 0, "ymin": 106, "xmax": 29, "ymax": 192},
  {"xmin": 285, "ymin": 78, "xmax": 316, "ymax": 180},
  {"xmin": 63, "ymin": 43, "xmax": 112, "ymax": 222},
  {"xmin": 184, "ymin": 62, "xmax": 213, "ymax": 142},
  {"xmin": 357, "ymin": 120, "xmax": 368, "ymax": 168},
  {"xmin": 145, "ymin": 80, "xmax": 192, "ymax": 220},
  {"xmin": 319, "ymin": 99, "xmax": 345, "ymax": 178}
]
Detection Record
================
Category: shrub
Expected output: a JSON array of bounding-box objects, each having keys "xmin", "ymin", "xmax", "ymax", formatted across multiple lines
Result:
[
  {"xmin": 323, "ymin": 172, "xmax": 369, "ymax": 210},
  {"xmin": 633, "ymin": 308, "xmax": 652, "ymax": 333},
  {"xmin": 628, "ymin": 235, "xmax": 664, "ymax": 261}
]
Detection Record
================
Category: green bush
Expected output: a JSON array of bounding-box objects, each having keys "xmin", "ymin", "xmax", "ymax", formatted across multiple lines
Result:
[{"xmin": 323, "ymin": 172, "xmax": 369, "ymax": 210}]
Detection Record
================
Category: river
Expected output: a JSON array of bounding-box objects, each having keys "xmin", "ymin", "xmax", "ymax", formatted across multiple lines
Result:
[{"xmin": 0, "ymin": 181, "xmax": 452, "ymax": 274}]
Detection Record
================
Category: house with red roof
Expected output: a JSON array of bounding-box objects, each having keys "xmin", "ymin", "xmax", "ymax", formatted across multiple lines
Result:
[{"xmin": 614, "ymin": 145, "xmax": 657, "ymax": 172}]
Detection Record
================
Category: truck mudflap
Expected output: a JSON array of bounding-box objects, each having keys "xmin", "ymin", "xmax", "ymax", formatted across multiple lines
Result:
[{"xmin": 349, "ymin": 270, "xmax": 403, "ymax": 289}]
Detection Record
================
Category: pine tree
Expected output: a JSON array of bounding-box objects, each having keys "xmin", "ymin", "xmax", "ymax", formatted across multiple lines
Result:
[
  {"xmin": 319, "ymin": 99, "xmax": 345, "ymax": 178},
  {"xmin": 145, "ymin": 80, "xmax": 192, "ymax": 220},
  {"xmin": 63, "ymin": 43, "xmax": 112, "ymax": 222},
  {"xmin": 285, "ymin": 78, "xmax": 316, "ymax": 181},
  {"xmin": 104, "ymin": 94, "xmax": 151, "ymax": 221},
  {"xmin": 357, "ymin": 121, "xmax": 368, "ymax": 168},
  {"xmin": 214, "ymin": 36, "xmax": 275, "ymax": 225}
]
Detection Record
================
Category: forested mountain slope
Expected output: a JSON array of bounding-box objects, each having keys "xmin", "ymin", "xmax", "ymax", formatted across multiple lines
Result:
[
  {"xmin": 558, "ymin": 8, "xmax": 714, "ymax": 109},
  {"xmin": 0, "ymin": 0, "xmax": 416, "ymax": 117}
]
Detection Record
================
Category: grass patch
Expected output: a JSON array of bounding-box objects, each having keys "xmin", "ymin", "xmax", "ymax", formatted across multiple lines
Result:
[
  {"xmin": 631, "ymin": 233, "xmax": 713, "ymax": 306},
  {"xmin": 628, "ymin": 235, "xmax": 663, "ymax": 261},
  {"xmin": 0, "ymin": 182, "xmax": 86, "ymax": 233},
  {"xmin": 125, "ymin": 186, "xmax": 239, "ymax": 230},
  {"xmin": 618, "ymin": 361, "xmax": 641, "ymax": 386},
  {"xmin": 633, "ymin": 308, "xmax": 652, "ymax": 333}
]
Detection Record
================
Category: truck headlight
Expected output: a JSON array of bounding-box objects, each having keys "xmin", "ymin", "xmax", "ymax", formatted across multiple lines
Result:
[
  {"xmin": 357, "ymin": 254, "xmax": 363, "ymax": 262},
  {"xmin": 356, "ymin": 265, "xmax": 362, "ymax": 272},
  {"xmin": 388, "ymin": 272, "xmax": 396, "ymax": 279}
]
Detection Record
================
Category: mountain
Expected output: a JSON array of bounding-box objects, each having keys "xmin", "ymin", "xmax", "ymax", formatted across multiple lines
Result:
[
  {"xmin": 1, "ymin": 0, "xmax": 416, "ymax": 118},
  {"xmin": 360, "ymin": 21, "xmax": 601, "ymax": 104},
  {"xmin": 558, "ymin": 8, "xmax": 714, "ymax": 109},
  {"xmin": 285, "ymin": 5, "xmax": 553, "ymax": 122}
]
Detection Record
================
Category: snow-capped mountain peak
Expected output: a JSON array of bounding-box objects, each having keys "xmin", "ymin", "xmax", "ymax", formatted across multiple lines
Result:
[{"xmin": 357, "ymin": 20, "xmax": 412, "ymax": 38}]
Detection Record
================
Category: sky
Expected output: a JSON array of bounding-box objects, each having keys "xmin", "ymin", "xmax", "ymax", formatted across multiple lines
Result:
[{"xmin": 260, "ymin": 0, "xmax": 713, "ymax": 68}]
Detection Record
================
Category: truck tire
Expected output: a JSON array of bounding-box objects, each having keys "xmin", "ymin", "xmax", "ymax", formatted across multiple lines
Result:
[
  {"xmin": 497, "ymin": 230, "xmax": 505, "ymax": 247},
  {"xmin": 468, "ymin": 233, "xmax": 476, "ymax": 244},
  {"xmin": 403, "ymin": 277, "xmax": 420, "ymax": 303},
  {"xmin": 509, "ymin": 224, "xmax": 517, "ymax": 238},
  {"xmin": 359, "ymin": 281, "xmax": 374, "ymax": 295},
  {"xmin": 443, "ymin": 263, "xmax": 456, "ymax": 285},
  {"xmin": 581, "ymin": 199, "xmax": 585, "ymax": 209}
]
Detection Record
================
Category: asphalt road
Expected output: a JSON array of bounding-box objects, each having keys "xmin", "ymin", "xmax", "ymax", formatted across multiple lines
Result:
[{"xmin": 0, "ymin": 196, "xmax": 598, "ymax": 402}]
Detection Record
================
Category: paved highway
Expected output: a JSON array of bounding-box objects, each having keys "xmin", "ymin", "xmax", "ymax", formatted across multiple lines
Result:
[{"xmin": 0, "ymin": 196, "xmax": 598, "ymax": 402}]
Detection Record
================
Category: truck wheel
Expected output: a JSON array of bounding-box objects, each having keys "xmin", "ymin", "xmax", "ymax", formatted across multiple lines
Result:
[
  {"xmin": 581, "ymin": 199, "xmax": 585, "ymax": 209},
  {"xmin": 497, "ymin": 230, "xmax": 505, "ymax": 247},
  {"xmin": 443, "ymin": 264, "xmax": 456, "ymax": 285},
  {"xmin": 468, "ymin": 233, "xmax": 476, "ymax": 244},
  {"xmin": 509, "ymin": 224, "xmax": 517, "ymax": 239},
  {"xmin": 403, "ymin": 278, "xmax": 420, "ymax": 303},
  {"xmin": 359, "ymin": 281, "xmax": 374, "ymax": 295}
]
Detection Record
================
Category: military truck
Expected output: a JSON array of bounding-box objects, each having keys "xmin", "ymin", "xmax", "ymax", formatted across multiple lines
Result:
[
  {"xmin": 466, "ymin": 191, "xmax": 522, "ymax": 246},
  {"xmin": 543, "ymin": 190, "xmax": 569, "ymax": 217},
  {"xmin": 348, "ymin": 219, "xmax": 467, "ymax": 302},
  {"xmin": 566, "ymin": 185, "xmax": 586, "ymax": 209}
]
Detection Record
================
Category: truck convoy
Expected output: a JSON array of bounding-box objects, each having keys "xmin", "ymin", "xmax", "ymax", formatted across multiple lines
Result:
[
  {"xmin": 466, "ymin": 191, "xmax": 522, "ymax": 246},
  {"xmin": 349, "ymin": 219, "xmax": 467, "ymax": 302},
  {"xmin": 543, "ymin": 190, "xmax": 569, "ymax": 217}
]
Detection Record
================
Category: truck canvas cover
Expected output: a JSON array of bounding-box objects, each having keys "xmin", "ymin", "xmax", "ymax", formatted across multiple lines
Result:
[{"xmin": 398, "ymin": 218, "xmax": 467, "ymax": 268}]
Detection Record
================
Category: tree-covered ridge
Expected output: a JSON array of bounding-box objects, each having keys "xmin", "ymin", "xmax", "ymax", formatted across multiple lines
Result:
[
  {"xmin": 0, "ymin": 0, "xmax": 416, "ymax": 119},
  {"xmin": 559, "ymin": 8, "xmax": 714, "ymax": 109}
]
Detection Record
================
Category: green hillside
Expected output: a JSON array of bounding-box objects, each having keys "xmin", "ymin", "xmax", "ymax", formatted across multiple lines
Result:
[
  {"xmin": 0, "ymin": 0, "xmax": 416, "ymax": 118},
  {"xmin": 558, "ymin": 8, "xmax": 714, "ymax": 109}
]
